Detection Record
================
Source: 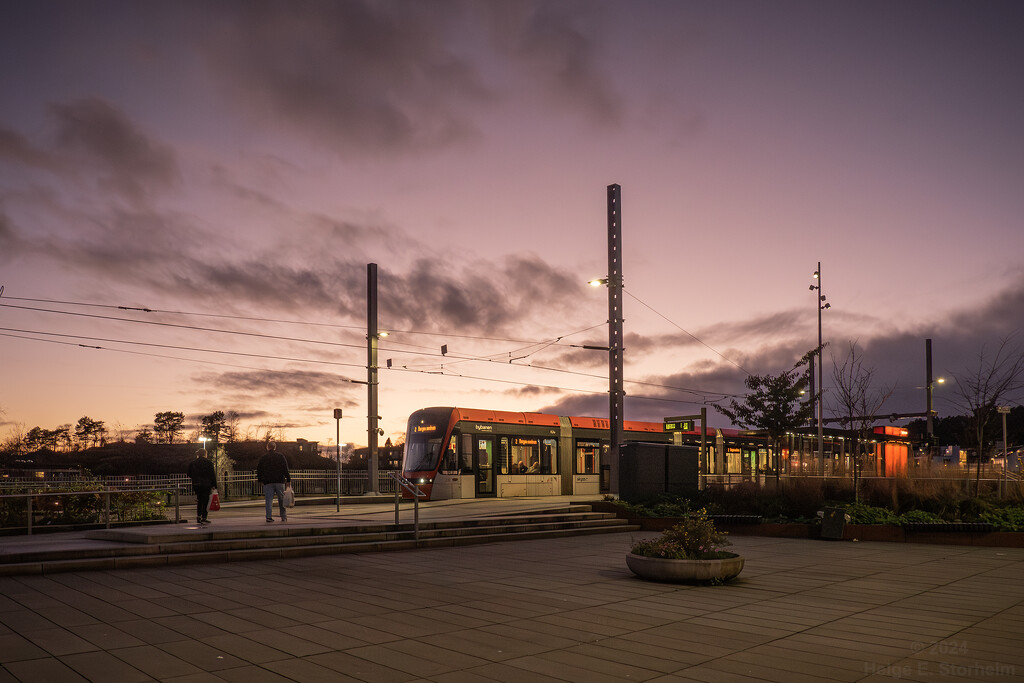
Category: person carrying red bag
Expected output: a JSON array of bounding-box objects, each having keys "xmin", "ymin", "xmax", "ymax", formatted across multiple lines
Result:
[{"xmin": 187, "ymin": 449, "xmax": 218, "ymax": 526}]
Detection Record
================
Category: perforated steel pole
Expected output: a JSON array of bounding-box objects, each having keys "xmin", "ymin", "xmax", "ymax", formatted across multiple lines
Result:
[
  {"xmin": 367, "ymin": 263, "xmax": 380, "ymax": 494},
  {"xmin": 607, "ymin": 184, "xmax": 624, "ymax": 496}
]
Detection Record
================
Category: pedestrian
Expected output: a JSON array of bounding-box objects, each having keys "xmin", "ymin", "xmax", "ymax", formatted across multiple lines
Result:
[
  {"xmin": 257, "ymin": 440, "xmax": 290, "ymax": 523},
  {"xmin": 186, "ymin": 448, "xmax": 217, "ymax": 526}
]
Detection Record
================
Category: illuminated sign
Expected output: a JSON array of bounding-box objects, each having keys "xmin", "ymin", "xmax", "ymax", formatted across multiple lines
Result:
[
  {"xmin": 663, "ymin": 420, "xmax": 692, "ymax": 432},
  {"xmin": 474, "ymin": 424, "xmax": 493, "ymax": 431},
  {"xmin": 414, "ymin": 425, "xmax": 436, "ymax": 433}
]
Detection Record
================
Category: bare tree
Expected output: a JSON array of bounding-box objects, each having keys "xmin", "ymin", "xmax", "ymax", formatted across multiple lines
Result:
[
  {"xmin": 1, "ymin": 422, "xmax": 26, "ymax": 457},
  {"xmin": 223, "ymin": 410, "xmax": 241, "ymax": 442},
  {"xmin": 829, "ymin": 341, "xmax": 895, "ymax": 500},
  {"xmin": 111, "ymin": 421, "xmax": 132, "ymax": 443},
  {"xmin": 948, "ymin": 335, "xmax": 1024, "ymax": 496}
]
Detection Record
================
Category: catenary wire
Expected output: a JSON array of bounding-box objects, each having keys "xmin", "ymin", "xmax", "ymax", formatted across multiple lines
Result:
[
  {"xmin": 623, "ymin": 288, "xmax": 751, "ymax": 375},
  {"xmin": 0, "ymin": 329, "xmax": 723, "ymax": 407}
]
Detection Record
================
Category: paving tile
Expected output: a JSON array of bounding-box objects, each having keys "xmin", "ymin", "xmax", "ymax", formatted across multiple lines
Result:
[
  {"xmin": 301, "ymin": 650, "xmax": 417, "ymax": 681},
  {"xmin": 447, "ymin": 661, "xmax": 574, "ymax": 682},
  {"xmin": 157, "ymin": 639, "xmax": 250, "ymax": 671},
  {"xmin": 191, "ymin": 611, "xmax": 265, "ymax": 634},
  {"xmin": 0, "ymin": 609, "xmax": 54, "ymax": 632},
  {"xmin": 33, "ymin": 605, "xmax": 98, "ymax": 628},
  {"xmin": 153, "ymin": 614, "xmax": 230, "ymax": 639},
  {"xmin": 349, "ymin": 611, "xmax": 461, "ymax": 638},
  {"xmin": 19, "ymin": 627, "xmax": 98, "ymax": 657},
  {"xmin": 240, "ymin": 628, "xmax": 333, "ymax": 657},
  {"xmin": 211, "ymin": 664, "xmax": 295, "ymax": 682},
  {"xmin": 565, "ymin": 641, "xmax": 696, "ymax": 674},
  {"xmin": 0, "ymin": 633, "xmax": 48, "ymax": 663},
  {"xmin": 501, "ymin": 650, "xmax": 643, "ymax": 683},
  {"xmin": 278, "ymin": 623, "xmax": 372, "ymax": 650},
  {"xmin": 62, "ymin": 650, "xmax": 154, "ymax": 682},
  {"xmin": 345, "ymin": 640, "xmax": 489, "ymax": 677},
  {"xmin": 115, "ymin": 617, "xmax": 194, "ymax": 645},
  {"xmin": 200, "ymin": 633, "xmax": 291, "ymax": 665},
  {"xmin": 111, "ymin": 644, "xmax": 204, "ymax": 679},
  {"xmin": 1, "ymin": 656, "xmax": 90, "ymax": 682}
]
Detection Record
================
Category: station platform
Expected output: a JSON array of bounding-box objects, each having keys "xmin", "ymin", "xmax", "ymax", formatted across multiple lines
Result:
[{"xmin": 1, "ymin": 496, "xmax": 1022, "ymax": 681}]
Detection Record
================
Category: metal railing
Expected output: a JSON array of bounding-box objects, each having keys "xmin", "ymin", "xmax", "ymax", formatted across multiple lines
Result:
[
  {"xmin": 700, "ymin": 471, "xmax": 1023, "ymax": 498},
  {"xmin": 0, "ymin": 486, "xmax": 183, "ymax": 535},
  {"xmin": 2, "ymin": 470, "xmax": 400, "ymax": 498},
  {"xmin": 388, "ymin": 472, "xmax": 426, "ymax": 541}
]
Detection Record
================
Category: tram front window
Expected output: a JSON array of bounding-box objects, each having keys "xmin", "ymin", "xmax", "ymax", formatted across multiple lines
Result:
[
  {"xmin": 404, "ymin": 408, "xmax": 453, "ymax": 473},
  {"xmin": 404, "ymin": 438, "xmax": 441, "ymax": 473}
]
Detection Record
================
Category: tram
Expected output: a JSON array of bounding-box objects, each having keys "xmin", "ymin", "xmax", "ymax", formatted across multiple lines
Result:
[{"xmin": 400, "ymin": 406, "xmax": 767, "ymax": 500}]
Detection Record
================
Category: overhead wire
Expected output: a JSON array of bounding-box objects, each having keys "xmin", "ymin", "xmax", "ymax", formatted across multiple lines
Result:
[
  {"xmin": 1, "ymin": 293, "xmax": 741, "ymax": 403},
  {"xmin": 0, "ymin": 331, "xmax": 366, "ymax": 382},
  {"xmin": 623, "ymin": 288, "xmax": 751, "ymax": 376},
  {"xmin": 0, "ymin": 327, "xmax": 723, "ymax": 407}
]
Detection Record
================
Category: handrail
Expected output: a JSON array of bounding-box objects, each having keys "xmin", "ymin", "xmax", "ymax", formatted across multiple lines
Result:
[
  {"xmin": 387, "ymin": 473, "xmax": 426, "ymax": 541},
  {"xmin": 0, "ymin": 485, "xmax": 184, "ymax": 535}
]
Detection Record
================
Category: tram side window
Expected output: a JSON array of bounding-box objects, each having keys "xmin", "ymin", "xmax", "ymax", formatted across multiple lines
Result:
[
  {"xmin": 498, "ymin": 437, "xmax": 511, "ymax": 474},
  {"xmin": 460, "ymin": 434, "xmax": 473, "ymax": 473},
  {"xmin": 576, "ymin": 440, "xmax": 600, "ymax": 474},
  {"xmin": 510, "ymin": 437, "xmax": 537, "ymax": 473}
]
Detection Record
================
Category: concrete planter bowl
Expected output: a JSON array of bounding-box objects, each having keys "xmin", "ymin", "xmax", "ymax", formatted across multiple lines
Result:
[{"xmin": 626, "ymin": 552, "xmax": 745, "ymax": 583}]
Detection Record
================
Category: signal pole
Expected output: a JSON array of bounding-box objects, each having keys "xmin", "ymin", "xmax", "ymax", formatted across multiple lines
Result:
[
  {"xmin": 607, "ymin": 184, "xmax": 624, "ymax": 495},
  {"xmin": 367, "ymin": 263, "xmax": 379, "ymax": 494}
]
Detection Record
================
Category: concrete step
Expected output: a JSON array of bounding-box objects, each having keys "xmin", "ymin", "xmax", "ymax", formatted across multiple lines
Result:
[{"xmin": 0, "ymin": 507, "xmax": 641, "ymax": 576}]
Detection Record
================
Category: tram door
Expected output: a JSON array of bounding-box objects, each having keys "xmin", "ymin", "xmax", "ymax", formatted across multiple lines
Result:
[{"xmin": 475, "ymin": 437, "xmax": 496, "ymax": 497}]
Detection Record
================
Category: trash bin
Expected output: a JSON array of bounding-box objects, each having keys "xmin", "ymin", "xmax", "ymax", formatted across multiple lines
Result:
[{"xmin": 820, "ymin": 507, "xmax": 846, "ymax": 540}]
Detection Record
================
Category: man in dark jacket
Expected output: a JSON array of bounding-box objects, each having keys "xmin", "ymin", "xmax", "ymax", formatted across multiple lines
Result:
[
  {"xmin": 257, "ymin": 440, "xmax": 290, "ymax": 523},
  {"xmin": 186, "ymin": 449, "xmax": 218, "ymax": 525}
]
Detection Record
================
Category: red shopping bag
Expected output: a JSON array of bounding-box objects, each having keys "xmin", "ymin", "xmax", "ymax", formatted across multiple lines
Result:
[{"xmin": 208, "ymin": 490, "xmax": 221, "ymax": 512}]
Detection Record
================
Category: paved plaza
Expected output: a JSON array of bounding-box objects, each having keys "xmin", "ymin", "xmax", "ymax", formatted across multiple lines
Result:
[{"xmin": 1, "ymin": 501, "xmax": 1023, "ymax": 681}]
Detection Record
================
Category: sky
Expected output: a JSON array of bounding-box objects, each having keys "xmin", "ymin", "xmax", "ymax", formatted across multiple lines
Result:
[{"xmin": 2, "ymin": 0, "xmax": 1023, "ymax": 450}]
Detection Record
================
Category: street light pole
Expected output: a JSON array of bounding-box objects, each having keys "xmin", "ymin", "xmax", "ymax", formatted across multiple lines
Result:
[
  {"xmin": 367, "ymin": 263, "xmax": 379, "ymax": 494},
  {"xmin": 810, "ymin": 263, "xmax": 829, "ymax": 471},
  {"xmin": 998, "ymin": 405, "xmax": 1010, "ymax": 498},
  {"xmin": 607, "ymin": 184, "xmax": 624, "ymax": 496},
  {"xmin": 334, "ymin": 408, "xmax": 342, "ymax": 511}
]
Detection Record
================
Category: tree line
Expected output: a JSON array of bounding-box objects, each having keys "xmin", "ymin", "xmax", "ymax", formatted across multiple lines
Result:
[{"xmin": 2, "ymin": 409, "xmax": 281, "ymax": 456}]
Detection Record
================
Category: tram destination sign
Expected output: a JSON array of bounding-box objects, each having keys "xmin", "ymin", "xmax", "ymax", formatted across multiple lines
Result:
[{"xmin": 663, "ymin": 418, "xmax": 693, "ymax": 432}]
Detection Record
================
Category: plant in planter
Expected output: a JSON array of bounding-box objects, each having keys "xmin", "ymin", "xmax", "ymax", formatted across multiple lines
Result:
[{"xmin": 626, "ymin": 508, "xmax": 744, "ymax": 583}]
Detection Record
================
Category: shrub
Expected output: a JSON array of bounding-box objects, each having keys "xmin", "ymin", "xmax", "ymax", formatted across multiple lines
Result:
[
  {"xmin": 840, "ymin": 501, "xmax": 900, "ymax": 525},
  {"xmin": 630, "ymin": 508, "xmax": 732, "ymax": 560},
  {"xmin": 896, "ymin": 509, "xmax": 945, "ymax": 524},
  {"xmin": 979, "ymin": 507, "xmax": 1024, "ymax": 532}
]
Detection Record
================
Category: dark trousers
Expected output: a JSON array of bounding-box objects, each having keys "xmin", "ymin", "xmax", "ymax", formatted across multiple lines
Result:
[{"xmin": 194, "ymin": 485, "xmax": 212, "ymax": 521}]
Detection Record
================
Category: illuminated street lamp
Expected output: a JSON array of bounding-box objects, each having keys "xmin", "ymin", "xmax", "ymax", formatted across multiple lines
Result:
[
  {"xmin": 200, "ymin": 436, "xmax": 209, "ymax": 452},
  {"xmin": 809, "ymin": 263, "xmax": 830, "ymax": 468}
]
